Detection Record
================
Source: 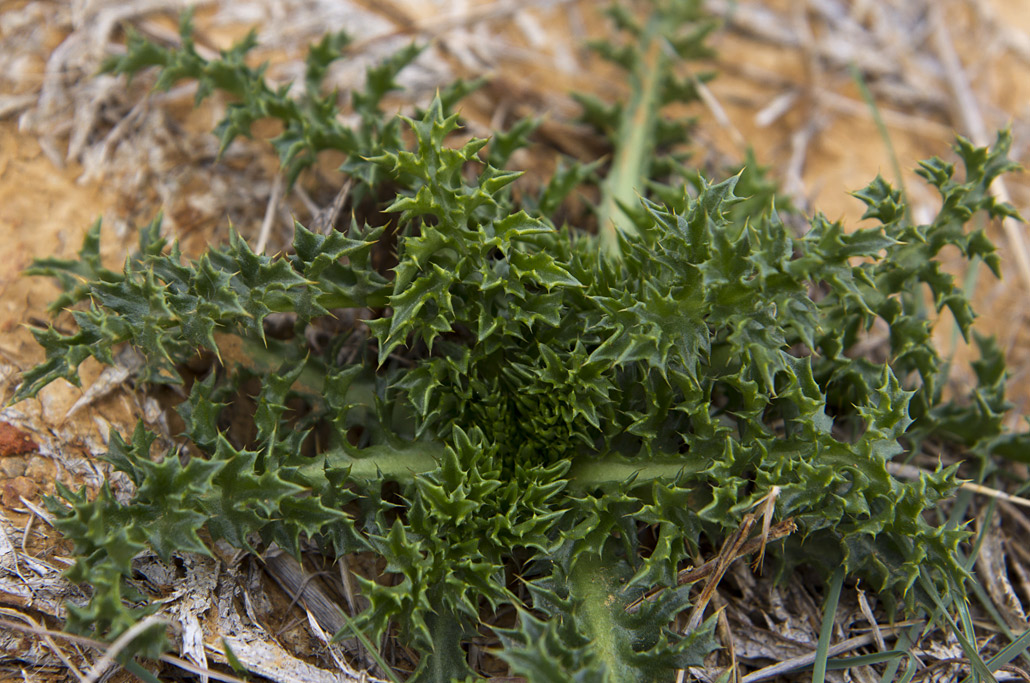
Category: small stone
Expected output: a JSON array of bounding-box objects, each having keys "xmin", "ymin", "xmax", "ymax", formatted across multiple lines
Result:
[
  {"xmin": 3, "ymin": 476, "xmax": 38, "ymax": 507},
  {"xmin": 0, "ymin": 422, "xmax": 36, "ymax": 457},
  {"xmin": 23, "ymin": 458, "xmax": 54, "ymax": 483},
  {"xmin": 0, "ymin": 456, "xmax": 26, "ymax": 478}
]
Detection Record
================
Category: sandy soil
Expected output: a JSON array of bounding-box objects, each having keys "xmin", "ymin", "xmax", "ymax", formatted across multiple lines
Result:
[{"xmin": 1, "ymin": 1, "xmax": 1029, "ymax": 680}]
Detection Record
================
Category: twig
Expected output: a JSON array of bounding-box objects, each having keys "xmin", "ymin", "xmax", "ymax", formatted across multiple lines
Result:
[
  {"xmin": 78, "ymin": 93, "xmax": 152, "ymax": 184},
  {"xmin": 703, "ymin": 0, "xmax": 896, "ymax": 78},
  {"xmin": 676, "ymin": 512, "xmax": 768, "ymax": 683},
  {"xmin": 755, "ymin": 90, "xmax": 799, "ymax": 128},
  {"xmin": 780, "ymin": 1, "xmax": 827, "ymax": 209},
  {"xmin": 976, "ymin": 507, "xmax": 1029, "ymax": 630},
  {"xmin": 338, "ymin": 555, "xmax": 366, "ymax": 664},
  {"xmin": 0, "ymin": 517, "xmax": 34, "ymax": 602},
  {"xmin": 999, "ymin": 500, "xmax": 1030, "ymax": 536},
  {"xmin": 310, "ymin": 179, "xmax": 353, "ymax": 235},
  {"xmin": 1006, "ymin": 545, "xmax": 1030, "ymax": 619},
  {"xmin": 82, "ymin": 614, "xmax": 165, "ymax": 683},
  {"xmin": 293, "ymin": 183, "xmax": 321, "ymax": 219},
  {"xmin": 255, "ymin": 172, "xmax": 285, "ymax": 256},
  {"xmin": 691, "ymin": 71, "xmax": 746, "ymax": 150},
  {"xmin": 716, "ymin": 600, "xmax": 740, "ymax": 683},
  {"xmin": 928, "ymin": 3, "xmax": 988, "ymax": 146},
  {"xmin": 783, "ymin": 121, "xmax": 820, "ymax": 209},
  {"xmin": 0, "ymin": 94, "xmax": 38, "ymax": 120},
  {"xmin": 349, "ymin": 0, "xmax": 580, "ymax": 54},
  {"xmin": 20, "ymin": 513, "xmax": 34, "ymax": 558},
  {"xmin": 680, "ymin": 518, "xmax": 797, "ymax": 587},
  {"xmin": 262, "ymin": 549, "xmax": 346, "ymax": 635},
  {"xmin": 19, "ymin": 495, "xmax": 55, "ymax": 527}
]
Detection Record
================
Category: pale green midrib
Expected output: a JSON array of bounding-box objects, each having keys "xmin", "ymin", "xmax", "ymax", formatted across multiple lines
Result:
[
  {"xmin": 323, "ymin": 442, "xmax": 445, "ymax": 481},
  {"xmin": 572, "ymin": 559, "xmax": 626, "ymax": 682},
  {"xmin": 567, "ymin": 455, "xmax": 705, "ymax": 489},
  {"xmin": 598, "ymin": 19, "xmax": 667, "ymax": 259},
  {"xmin": 316, "ymin": 443, "xmax": 707, "ymax": 488}
]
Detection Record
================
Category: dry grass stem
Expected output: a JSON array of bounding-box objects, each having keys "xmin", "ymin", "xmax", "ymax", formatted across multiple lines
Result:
[
  {"xmin": 686, "ymin": 514, "xmax": 756, "ymax": 634},
  {"xmin": 928, "ymin": 2, "xmax": 1030, "ymax": 293},
  {"xmin": 627, "ymin": 518, "xmax": 797, "ymax": 615},
  {"xmin": 310, "ymin": 179, "xmax": 354, "ymax": 235},
  {"xmin": 855, "ymin": 586, "xmax": 886, "ymax": 652},
  {"xmin": 693, "ymin": 74, "xmax": 746, "ymax": 150},
  {"xmin": 15, "ymin": 496, "xmax": 54, "ymax": 528},
  {"xmin": 739, "ymin": 627, "xmax": 907, "ymax": 683},
  {"xmin": 751, "ymin": 485, "xmax": 780, "ymax": 572},
  {"xmin": 888, "ymin": 463, "xmax": 1030, "ymax": 508},
  {"xmin": 256, "ymin": 172, "xmax": 285, "ymax": 255}
]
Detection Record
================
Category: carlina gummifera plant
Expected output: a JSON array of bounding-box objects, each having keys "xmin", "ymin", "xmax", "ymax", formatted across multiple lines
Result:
[{"xmin": 13, "ymin": 3, "xmax": 1030, "ymax": 681}]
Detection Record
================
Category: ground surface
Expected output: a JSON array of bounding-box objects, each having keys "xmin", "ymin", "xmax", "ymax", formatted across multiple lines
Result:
[{"xmin": 1, "ymin": 1, "xmax": 1029, "ymax": 681}]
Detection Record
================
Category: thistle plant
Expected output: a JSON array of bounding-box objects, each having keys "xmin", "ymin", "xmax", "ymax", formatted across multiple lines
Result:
[{"xmin": 14, "ymin": 5, "xmax": 1030, "ymax": 682}]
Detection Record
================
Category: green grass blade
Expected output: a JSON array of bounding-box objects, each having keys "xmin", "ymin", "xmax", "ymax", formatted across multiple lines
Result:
[
  {"xmin": 849, "ymin": 62, "xmax": 906, "ymax": 199},
  {"xmin": 957, "ymin": 628, "xmax": 1030, "ymax": 683},
  {"xmin": 332, "ymin": 606, "xmax": 402, "ymax": 683},
  {"xmin": 124, "ymin": 659, "xmax": 163, "ymax": 683},
  {"xmin": 951, "ymin": 498, "xmax": 1030, "ymax": 667},
  {"xmin": 878, "ymin": 624, "xmax": 922, "ymax": 683},
  {"xmin": 957, "ymin": 596, "xmax": 979, "ymax": 679},
  {"xmin": 963, "ymin": 561, "xmax": 1019, "ymax": 646},
  {"xmin": 222, "ymin": 638, "xmax": 248, "ymax": 675},
  {"xmin": 898, "ymin": 654, "xmax": 919, "ymax": 683},
  {"xmin": 826, "ymin": 649, "xmax": 906, "ymax": 669},
  {"xmin": 985, "ymin": 628, "xmax": 1030, "ymax": 673},
  {"xmin": 919, "ymin": 574, "xmax": 996, "ymax": 683},
  {"xmin": 814, "ymin": 567, "xmax": 846, "ymax": 683},
  {"xmin": 959, "ymin": 498, "xmax": 995, "ymax": 572}
]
